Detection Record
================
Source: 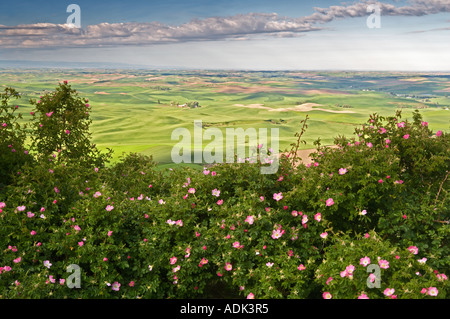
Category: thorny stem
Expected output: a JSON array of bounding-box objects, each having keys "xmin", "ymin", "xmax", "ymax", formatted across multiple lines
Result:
[
  {"xmin": 434, "ymin": 171, "xmax": 449, "ymax": 224},
  {"xmin": 434, "ymin": 171, "xmax": 448, "ymax": 204},
  {"xmin": 288, "ymin": 115, "xmax": 309, "ymax": 167}
]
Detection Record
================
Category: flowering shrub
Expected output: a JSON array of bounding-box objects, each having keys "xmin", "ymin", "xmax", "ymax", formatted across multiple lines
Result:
[
  {"xmin": 316, "ymin": 231, "xmax": 448, "ymax": 299},
  {"xmin": 282, "ymin": 111, "xmax": 449, "ymax": 270},
  {"xmin": 0, "ymin": 88, "xmax": 31, "ymax": 190},
  {"xmin": 28, "ymin": 81, "xmax": 111, "ymax": 167},
  {"xmin": 0, "ymin": 84, "xmax": 448, "ymax": 299}
]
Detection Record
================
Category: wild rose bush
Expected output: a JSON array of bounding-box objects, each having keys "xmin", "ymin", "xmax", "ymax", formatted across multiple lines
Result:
[
  {"xmin": 28, "ymin": 81, "xmax": 110, "ymax": 167},
  {"xmin": 0, "ymin": 157, "xmax": 328, "ymax": 298},
  {"xmin": 316, "ymin": 230, "xmax": 448, "ymax": 299},
  {"xmin": 0, "ymin": 83, "xmax": 448, "ymax": 299},
  {"xmin": 0, "ymin": 88, "xmax": 32, "ymax": 190},
  {"xmin": 302, "ymin": 110, "xmax": 449, "ymax": 271}
]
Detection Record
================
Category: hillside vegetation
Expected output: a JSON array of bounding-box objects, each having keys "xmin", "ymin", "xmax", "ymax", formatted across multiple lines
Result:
[{"xmin": 0, "ymin": 83, "xmax": 448, "ymax": 299}]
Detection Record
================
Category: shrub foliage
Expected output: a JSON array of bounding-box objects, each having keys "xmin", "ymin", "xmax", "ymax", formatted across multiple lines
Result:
[{"xmin": 0, "ymin": 83, "xmax": 448, "ymax": 299}]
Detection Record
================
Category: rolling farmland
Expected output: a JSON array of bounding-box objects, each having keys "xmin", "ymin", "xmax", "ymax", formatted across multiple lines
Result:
[{"xmin": 2, "ymin": 69, "xmax": 449, "ymax": 166}]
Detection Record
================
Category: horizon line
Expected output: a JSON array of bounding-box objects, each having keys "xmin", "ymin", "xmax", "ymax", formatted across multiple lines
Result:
[{"xmin": 1, "ymin": 62, "xmax": 450, "ymax": 73}]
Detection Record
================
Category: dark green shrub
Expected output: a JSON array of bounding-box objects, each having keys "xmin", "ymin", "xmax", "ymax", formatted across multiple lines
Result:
[
  {"xmin": 0, "ymin": 88, "xmax": 32, "ymax": 192},
  {"xmin": 28, "ymin": 81, "xmax": 111, "ymax": 167},
  {"xmin": 0, "ymin": 85, "xmax": 448, "ymax": 299}
]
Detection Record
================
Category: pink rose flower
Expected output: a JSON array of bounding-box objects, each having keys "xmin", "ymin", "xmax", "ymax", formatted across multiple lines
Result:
[
  {"xmin": 325, "ymin": 198, "xmax": 334, "ymax": 206},
  {"xmin": 323, "ymin": 292, "xmax": 332, "ymax": 299}
]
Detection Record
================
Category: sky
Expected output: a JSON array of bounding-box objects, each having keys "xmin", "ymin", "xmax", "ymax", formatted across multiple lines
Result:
[{"xmin": 0, "ymin": 0, "xmax": 449, "ymax": 70}]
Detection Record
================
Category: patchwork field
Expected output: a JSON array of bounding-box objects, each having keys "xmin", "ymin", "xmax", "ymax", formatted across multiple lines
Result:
[{"xmin": 1, "ymin": 69, "xmax": 449, "ymax": 167}]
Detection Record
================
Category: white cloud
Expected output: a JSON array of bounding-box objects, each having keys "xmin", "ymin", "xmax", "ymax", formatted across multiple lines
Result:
[
  {"xmin": 0, "ymin": 13, "xmax": 320, "ymax": 48},
  {"xmin": 0, "ymin": 1, "xmax": 449, "ymax": 48},
  {"xmin": 303, "ymin": 0, "xmax": 450, "ymax": 25}
]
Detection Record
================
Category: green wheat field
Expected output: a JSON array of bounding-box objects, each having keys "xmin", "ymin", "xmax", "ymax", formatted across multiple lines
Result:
[{"xmin": 2, "ymin": 69, "xmax": 449, "ymax": 168}]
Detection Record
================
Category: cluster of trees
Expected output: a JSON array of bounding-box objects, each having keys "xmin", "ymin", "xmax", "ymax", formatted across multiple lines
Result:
[{"xmin": 170, "ymin": 101, "xmax": 201, "ymax": 108}]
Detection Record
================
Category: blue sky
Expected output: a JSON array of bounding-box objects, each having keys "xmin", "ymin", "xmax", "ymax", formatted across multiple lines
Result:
[
  {"xmin": 0, "ymin": 0, "xmax": 337, "ymax": 25},
  {"xmin": 0, "ymin": 0, "xmax": 449, "ymax": 70}
]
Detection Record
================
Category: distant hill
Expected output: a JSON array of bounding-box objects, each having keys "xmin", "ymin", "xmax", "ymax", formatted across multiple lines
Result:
[{"xmin": 0, "ymin": 60, "xmax": 181, "ymax": 70}]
